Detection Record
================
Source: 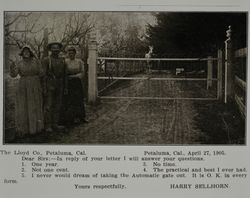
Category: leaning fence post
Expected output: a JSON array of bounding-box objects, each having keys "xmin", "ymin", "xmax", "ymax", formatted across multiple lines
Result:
[
  {"xmin": 217, "ymin": 49, "xmax": 223, "ymax": 100},
  {"xmin": 88, "ymin": 32, "xmax": 98, "ymax": 104},
  {"xmin": 224, "ymin": 25, "xmax": 234, "ymax": 103},
  {"xmin": 207, "ymin": 56, "xmax": 213, "ymax": 89}
]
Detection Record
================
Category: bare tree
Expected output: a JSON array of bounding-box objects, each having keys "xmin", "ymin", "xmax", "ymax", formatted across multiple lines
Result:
[
  {"xmin": 5, "ymin": 12, "xmax": 50, "ymax": 60},
  {"xmin": 60, "ymin": 13, "xmax": 94, "ymax": 47}
]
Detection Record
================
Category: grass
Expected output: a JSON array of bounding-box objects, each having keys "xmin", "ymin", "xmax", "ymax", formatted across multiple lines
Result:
[{"xmin": 193, "ymin": 100, "xmax": 245, "ymax": 144}]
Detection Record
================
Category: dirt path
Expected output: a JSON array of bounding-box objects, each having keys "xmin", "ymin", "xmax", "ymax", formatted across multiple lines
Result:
[
  {"xmin": 56, "ymin": 73, "xmax": 210, "ymax": 144},
  {"xmin": 7, "ymin": 72, "xmax": 244, "ymax": 145},
  {"xmin": 6, "ymin": 72, "xmax": 244, "ymax": 144}
]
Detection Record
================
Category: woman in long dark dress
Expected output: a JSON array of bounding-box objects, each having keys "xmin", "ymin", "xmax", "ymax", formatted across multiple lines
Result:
[
  {"xmin": 9, "ymin": 45, "xmax": 44, "ymax": 136},
  {"xmin": 64, "ymin": 46, "xmax": 88, "ymax": 124}
]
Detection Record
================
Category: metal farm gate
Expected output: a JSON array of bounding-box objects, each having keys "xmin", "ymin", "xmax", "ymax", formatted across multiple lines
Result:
[
  {"xmin": 87, "ymin": 27, "xmax": 242, "ymax": 107},
  {"xmin": 95, "ymin": 54, "xmax": 223, "ymax": 101}
]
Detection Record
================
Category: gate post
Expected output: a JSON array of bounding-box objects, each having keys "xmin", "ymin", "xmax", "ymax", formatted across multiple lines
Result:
[
  {"xmin": 88, "ymin": 32, "xmax": 98, "ymax": 104},
  {"xmin": 224, "ymin": 25, "xmax": 234, "ymax": 103},
  {"xmin": 217, "ymin": 49, "xmax": 223, "ymax": 100},
  {"xmin": 207, "ymin": 56, "xmax": 213, "ymax": 89}
]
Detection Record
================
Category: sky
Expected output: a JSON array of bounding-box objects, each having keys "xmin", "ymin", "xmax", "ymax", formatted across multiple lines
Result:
[{"xmin": 5, "ymin": 12, "xmax": 156, "ymax": 44}]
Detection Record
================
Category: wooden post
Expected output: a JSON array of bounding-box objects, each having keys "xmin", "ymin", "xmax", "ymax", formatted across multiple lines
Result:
[
  {"xmin": 88, "ymin": 32, "xmax": 98, "ymax": 104},
  {"xmin": 207, "ymin": 56, "xmax": 213, "ymax": 89},
  {"xmin": 217, "ymin": 49, "xmax": 223, "ymax": 100},
  {"xmin": 78, "ymin": 38, "xmax": 89, "ymax": 98},
  {"xmin": 224, "ymin": 26, "xmax": 234, "ymax": 103}
]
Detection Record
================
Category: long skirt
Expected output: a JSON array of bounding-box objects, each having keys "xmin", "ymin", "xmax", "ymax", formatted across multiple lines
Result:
[
  {"xmin": 15, "ymin": 76, "xmax": 44, "ymax": 136},
  {"xmin": 64, "ymin": 77, "xmax": 86, "ymax": 124}
]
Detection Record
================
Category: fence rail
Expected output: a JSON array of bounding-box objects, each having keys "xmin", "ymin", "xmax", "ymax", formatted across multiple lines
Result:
[
  {"xmin": 235, "ymin": 47, "xmax": 247, "ymax": 58},
  {"xmin": 235, "ymin": 75, "xmax": 246, "ymax": 90},
  {"xmin": 234, "ymin": 75, "xmax": 246, "ymax": 117},
  {"xmin": 233, "ymin": 48, "xmax": 247, "ymax": 117},
  {"xmin": 235, "ymin": 94, "xmax": 245, "ymax": 117}
]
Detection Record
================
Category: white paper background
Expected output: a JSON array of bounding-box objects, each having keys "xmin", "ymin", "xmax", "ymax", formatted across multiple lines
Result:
[{"xmin": 0, "ymin": 0, "xmax": 249, "ymax": 198}]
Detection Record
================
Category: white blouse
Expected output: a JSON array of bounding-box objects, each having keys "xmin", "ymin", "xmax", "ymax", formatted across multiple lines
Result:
[{"xmin": 65, "ymin": 58, "xmax": 84, "ymax": 76}]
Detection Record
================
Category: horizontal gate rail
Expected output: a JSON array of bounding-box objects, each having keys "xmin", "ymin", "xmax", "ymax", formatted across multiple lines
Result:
[
  {"xmin": 98, "ymin": 57, "xmax": 219, "ymax": 61},
  {"xmin": 99, "ymin": 96, "xmax": 218, "ymax": 100},
  {"xmin": 98, "ymin": 76, "xmax": 218, "ymax": 81}
]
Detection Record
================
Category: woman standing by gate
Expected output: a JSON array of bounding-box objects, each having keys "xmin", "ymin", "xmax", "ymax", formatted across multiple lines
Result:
[
  {"xmin": 64, "ymin": 46, "xmax": 88, "ymax": 124},
  {"xmin": 9, "ymin": 45, "xmax": 44, "ymax": 136}
]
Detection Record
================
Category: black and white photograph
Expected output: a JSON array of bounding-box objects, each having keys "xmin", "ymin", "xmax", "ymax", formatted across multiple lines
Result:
[{"xmin": 3, "ymin": 11, "xmax": 247, "ymax": 145}]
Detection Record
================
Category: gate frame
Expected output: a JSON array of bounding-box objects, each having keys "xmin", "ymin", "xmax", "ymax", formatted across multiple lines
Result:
[
  {"xmin": 94, "ymin": 56, "xmax": 223, "ymax": 101},
  {"xmin": 87, "ymin": 39, "xmax": 224, "ymax": 103}
]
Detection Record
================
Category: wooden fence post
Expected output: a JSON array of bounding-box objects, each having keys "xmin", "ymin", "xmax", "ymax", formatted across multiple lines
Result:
[
  {"xmin": 207, "ymin": 56, "xmax": 213, "ymax": 89},
  {"xmin": 88, "ymin": 32, "xmax": 98, "ymax": 104},
  {"xmin": 217, "ymin": 49, "xmax": 223, "ymax": 100},
  {"xmin": 224, "ymin": 25, "xmax": 234, "ymax": 103}
]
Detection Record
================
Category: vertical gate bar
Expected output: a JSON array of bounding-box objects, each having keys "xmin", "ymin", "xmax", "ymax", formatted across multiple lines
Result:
[
  {"xmin": 224, "ymin": 26, "xmax": 233, "ymax": 103},
  {"xmin": 207, "ymin": 56, "xmax": 213, "ymax": 90},
  {"xmin": 116, "ymin": 60, "xmax": 120, "ymax": 77},
  {"xmin": 129, "ymin": 60, "xmax": 131, "ymax": 74},
  {"xmin": 104, "ymin": 60, "xmax": 107, "ymax": 77},
  {"xmin": 225, "ymin": 41, "xmax": 228, "ymax": 103},
  {"xmin": 217, "ymin": 49, "xmax": 223, "ymax": 100}
]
